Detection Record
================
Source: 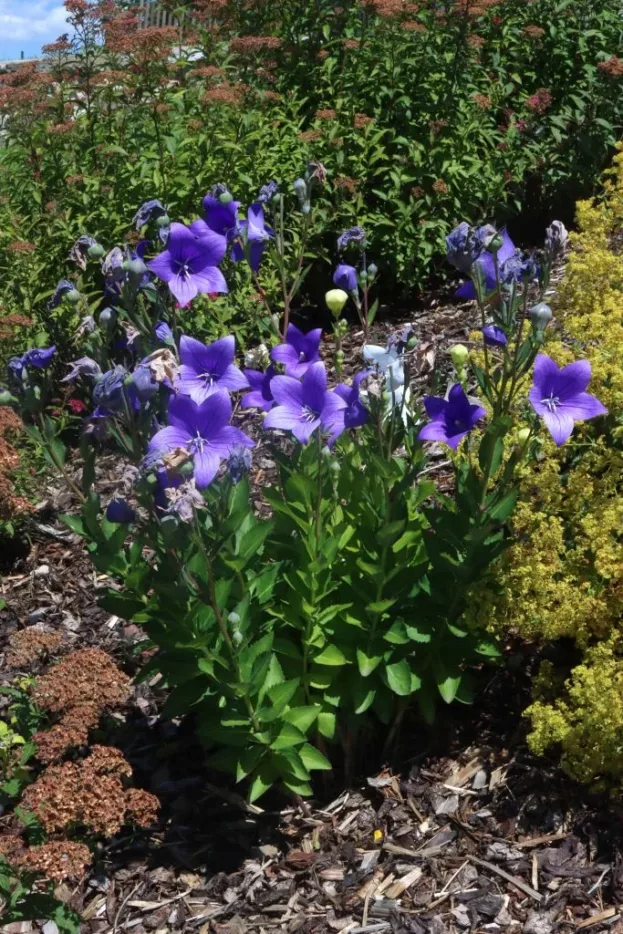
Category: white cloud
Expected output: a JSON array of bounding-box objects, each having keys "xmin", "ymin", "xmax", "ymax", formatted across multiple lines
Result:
[{"xmin": 0, "ymin": 0, "xmax": 69, "ymax": 42}]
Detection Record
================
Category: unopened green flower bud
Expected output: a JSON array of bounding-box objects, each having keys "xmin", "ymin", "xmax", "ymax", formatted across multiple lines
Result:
[
  {"xmin": 336, "ymin": 350, "xmax": 345, "ymax": 366},
  {"xmin": 128, "ymin": 258, "xmax": 148, "ymax": 283},
  {"xmin": 325, "ymin": 288, "xmax": 348, "ymax": 317},
  {"xmin": 180, "ymin": 461, "xmax": 194, "ymax": 478},
  {"xmin": 99, "ymin": 307, "xmax": 116, "ymax": 330},
  {"xmin": 450, "ymin": 344, "xmax": 469, "ymax": 368},
  {"xmin": 516, "ymin": 427, "xmax": 531, "ymax": 447},
  {"xmin": 219, "ymin": 191, "xmax": 233, "ymax": 204},
  {"xmin": 122, "ymin": 259, "xmax": 131, "ymax": 272},
  {"xmin": 359, "ymin": 270, "xmax": 368, "ymax": 286},
  {"xmin": 367, "ymin": 263, "xmax": 378, "ymax": 278},
  {"xmin": 487, "ymin": 233, "xmax": 504, "ymax": 254},
  {"xmin": 227, "ymin": 611, "xmax": 241, "ymax": 626},
  {"xmin": 66, "ymin": 289, "xmax": 82, "ymax": 305},
  {"xmin": 87, "ymin": 243, "xmax": 105, "ymax": 259},
  {"xmin": 0, "ymin": 390, "xmax": 17, "ymax": 406},
  {"xmin": 232, "ymin": 630, "xmax": 243, "ymax": 646},
  {"xmin": 157, "ymin": 214, "xmax": 170, "ymax": 228},
  {"xmin": 529, "ymin": 302, "xmax": 553, "ymax": 331},
  {"xmin": 160, "ymin": 514, "xmax": 179, "ymax": 543},
  {"xmin": 406, "ymin": 333, "xmax": 418, "ymax": 351}
]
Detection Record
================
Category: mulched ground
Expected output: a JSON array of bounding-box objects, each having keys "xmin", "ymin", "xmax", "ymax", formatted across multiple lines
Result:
[{"xmin": 5, "ymin": 261, "xmax": 619, "ymax": 934}]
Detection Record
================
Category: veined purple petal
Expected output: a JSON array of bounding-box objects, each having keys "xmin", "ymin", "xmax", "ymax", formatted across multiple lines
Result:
[
  {"xmin": 532, "ymin": 354, "xmax": 561, "ymax": 394},
  {"xmin": 242, "ymin": 389, "xmax": 273, "ymax": 412},
  {"xmin": 561, "ymin": 392, "xmax": 607, "ymax": 421},
  {"xmin": 147, "ymin": 251, "xmax": 175, "ymax": 283},
  {"xmin": 542, "ymin": 409, "xmax": 575, "ymax": 446},
  {"xmin": 423, "ymin": 396, "xmax": 447, "ymax": 419},
  {"xmin": 270, "ymin": 374, "xmax": 304, "ymax": 410},
  {"xmin": 208, "ymin": 424, "xmax": 255, "ymax": 458},
  {"xmin": 302, "ymin": 361, "xmax": 328, "ymax": 413},
  {"xmin": 553, "ymin": 360, "xmax": 592, "ymax": 401},
  {"xmin": 191, "ymin": 265, "xmax": 228, "ymax": 295},
  {"xmin": 418, "ymin": 421, "xmax": 450, "ymax": 443},
  {"xmin": 271, "ymin": 343, "xmax": 300, "ymax": 370},
  {"xmin": 195, "ymin": 390, "xmax": 233, "ymax": 439},
  {"xmin": 148, "ymin": 424, "xmax": 192, "ymax": 454},
  {"xmin": 291, "ymin": 417, "xmax": 321, "ymax": 444},
  {"xmin": 482, "ymin": 325, "xmax": 508, "ymax": 347},
  {"xmin": 169, "ymin": 272, "xmax": 198, "ymax": 307},
  {"xmin": 193, "ymin": 448, "xmax": 220, "ymax": 488}
]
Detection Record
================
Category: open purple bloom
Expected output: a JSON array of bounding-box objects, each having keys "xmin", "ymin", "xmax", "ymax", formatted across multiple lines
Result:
[
  {"xmin": 231, "ymin": 202, "xmax": 274, "ymax": 271},
  {"xmin": 133, "ymin": 199, "xmax": 167, "ymax": 230},
  {"xmin": 455, "ymin": 229, "xmax": 515, "ymax": 300},
  {"xmin": 177, "ymin": 335, "xmax": 248, "ymax": 404},
  {"xmin": 148, "ymin": 222, "xmax": 227, "ymax": 307},
  {"xmin": 333, "ymin": 264, "xmax": 358, "ymax": 293},
  {"xmin": 528, "ymin": 354, "xmax": 607, "ymax": 446},
  {"xmin": 271, "ymin": 324, "xmax": 323, "ymax": 378},
  {"xmin": 337, "ymin": 226, "xmax": 367, "ymax": 251},
  {"xmin": 264, "ymin": 362, "xmax": 347, "ymax": 444},
  {"xmin": 148, "ymin": 391, "xmax": 254, "ymax": 489},
  {"xmin": 334, "ymin": 371, "xmax": 369, "ymax": 431},
  {"xmin": 23, "ymin": 346, "xmax": 56, "ymax": 369},
  {"xmin": 242, "ymin": 364, "xmax": 276, "ymax": 412},
  {"xmin": 482, "ymin": 325, "xmax": 508, "ymax": 347},
  {"xmin": 47, "ymin": 279, "xmax": 75, "ymax": 311},
  {"xmin": 106, "ymin": 498, "xmax": 136, "ymax": 524},
  {"xmin": 61, "ymin": 357, "xmax": 102, "ymax": 383},
  {"xmin": 418, "ymin": 383, "xmax": 486, "ymax": 450}
]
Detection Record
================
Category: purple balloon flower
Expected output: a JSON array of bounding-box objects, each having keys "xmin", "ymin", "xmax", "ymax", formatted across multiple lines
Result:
[
  {"xmin": 148, "ymin": 390, "xmax": 254, "ymax": 489},
  {"xmin": 418, "ymin": 383, "xmax": 486, "ymax": 450},
  {"xmin": 271, "ymin": 324, "xmax": 323, "ymax": 378},
  {"xmin": 333, "ymin": 264, "xmax": 358, "ymax": 293},
  {"xmin": 23, "ymin": 346, "xmax": 56, "ymax": 369},
  {"xmin": 148, "ymin": 222, "xmax": 227, "ymax": 308},
  {"xmin": 264, "ymin": 362, "xmax": 347, "ymax": 444},
  {"xmin": 106, "ymin": 498, "xmax": 136, "ymax": 524},
  {"xmin": 177, "ymin": 335, "xmax": 248, "ymax": 404},
  {"xmin": 334, "ymin": 371, "xmax": 369, "ymax": 430},
  {"xmin": 241, "ymin": 364, "xmax": 277, "ymax": 412},
  {"xmin": 231, "ymin": 202, "xmax": 274, "ymax": 271},
  {"xmin": 528, "ymin": 354, "xmax": 607, "ymax": 446},
  {"xmin": 455, "ymin": 229, "xmax": 516, "ymax": 300},
  {"xmin": 154, "ymin": 320, "xmax": 174, "ymax": 344},
  {"xmin": 482, "ymin": 325, "xmax": 508, "ymax": 347}
]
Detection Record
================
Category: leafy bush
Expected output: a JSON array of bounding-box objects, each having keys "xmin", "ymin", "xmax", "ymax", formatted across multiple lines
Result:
[
  {"xmin": 464, "ymin": 145, "xmax": 623, "ymax": 788},
  {"xmin": 1, "ymin": 0, "xmax": 622, "ymax": 346},
  {"xmin": 1, "ymin": 172, "xmax": 608, "ymax": 798}
]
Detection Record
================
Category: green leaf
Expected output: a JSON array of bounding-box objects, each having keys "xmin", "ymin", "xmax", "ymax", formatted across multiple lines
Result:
[
  {"xmin": 488, "ymin": 489, "xmax": 518, "ymax": 523},
  {"xmin": 284, "ymin": 705, "xmax": 320, "ymax": 732},
  {"xmin": 299, "ymin": 743, "xmax": 332, "ymax": 772},
  {"xmin": 474, "ymin": 639, "xmax": 502, "ymax": 658},
  {"xmin": 317, "ymin": 711, "xmax": 336, "ymax": 739},
  {"xmin": 384, "ymin": 659, "xmax": 413, "ymax": 696},
  {"xmin": 267, "ymin": 678, "xmax": 300, "ymax": 711},
  {"xmin": 313, "ymin": 644, "xmax": 348, "ymax": 666},
  {"xmin": 271, "ymin": 722, "xmax": 307, "ymax": 750},
  {"xmin": 436, "ymin": 672, "xmax": 461, "ymax": 704},
  {"xmin": 356, "ymin": 649, "xmax": 383, "ymax": 677}
]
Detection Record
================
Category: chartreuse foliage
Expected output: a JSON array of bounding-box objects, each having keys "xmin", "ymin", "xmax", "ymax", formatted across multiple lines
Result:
[
  {"xmin": 2, "ymin": 171, "xmax": 608, "ymax": 799},
  {"xmin": 464, "ymin": 145, "xmax": 623, "ymax": 790}
]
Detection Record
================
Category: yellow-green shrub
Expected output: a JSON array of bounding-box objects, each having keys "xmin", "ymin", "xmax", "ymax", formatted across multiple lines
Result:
[{"xmin": 464, "ymin": 145, "xmax": 623, "ymax": 788}]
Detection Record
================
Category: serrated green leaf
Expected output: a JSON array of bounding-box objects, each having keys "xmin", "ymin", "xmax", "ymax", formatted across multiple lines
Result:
[
  {"xmin": 299, "ymin": 743, "xmax": 332, "ymax": 772},
  {"xmin": 385, "ymin": 659, "xmax": 413, "ymax": 696}
]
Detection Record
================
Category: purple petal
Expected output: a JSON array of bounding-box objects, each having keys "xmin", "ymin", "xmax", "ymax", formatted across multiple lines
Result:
[
  {"xmin": 242, "ymin": 389, "xmax": 273, "ymax": 412},
  {"xmin": 454, "ymin": 281, "xmax": 476, "ymax": 300},
  {"xmin": 542, "ymin": 409, "xmax": 575, "ymax": 446},
  {"xmin": 191, "ymin": 265, "xmax": 228, "ymax": 295},
  {"xmin": 248, "ymin": 240, "xmax": 267, "ymax": 272},
  {"xmin": 166, "ymin": 222, "xmax": 202, "ymax": 263},
  {"xmin": 195, "ymin": 390, "xmax": 232, "ymax": 439},
  {"xmin": 209, "ymin": 424, "xmax": 255, "ymax": 458},
  {"xmin": 193, "ymin": 448, "xmax": 221, "ymax": 488},
  {"xmin": 553, "ymin": 360, "xmax": 592, "ymax": 401},
  {"xmin": 264, "ymin": 405, "xmax": 299, "ymax": 432},
  {"xmin": 270, "ymin": 375, "xmax": 304, "ymax": 410},
  {"xmin": 291, "ymin": 417, "xmax": 321, "ymax": 444},
  {"xmin": 189, "ymin": 226, "xmax": 227, "ymax": 265},
  {"xmin": 244, "ymin": 369, "xmax": 265, "ymax": 390},
  {"xmin": 271, "ymin": 343, "xmax": 300, "ymax": 369},
  {"xmin": 218, "ymin": 364, "xmax": 249, "ymax": 393},
  {"xmin": 168, "ymin": 272, "xmax": 198, "ymax": 307},
  {"xmin": 301, "ymin": 362, "xmax": 328, "ymax": 412},
  {"xmin": 418, "ymin": 421, "xmax": 449, "ymax": 443},
  {"xmin": 423, "ymin": 396, "xmax": 447, "ymax": 419},
  {"xmin": 181, "ymin": 335, "xmax": 234, "ymax": 376},
  {"xmin": 177, "ymin": 369, "xmax": 217, "ymax": 405},
  {"xmin": 231, "ymin": 240, "xmax": 244, "ymax": 263},
  {"xmin": 532, "ymin": 354, "xmax": 560, "ymax": 395},
  {"xmin": 498, "ymin": 229, "xmax": 516, "ymax": 263},
  {"xmin": 148, "ymin": 251, "xmax": 175, "ymax": 283},
  {"xmin": 167, "ymin": 393, "xmax": 204, "ymax": 433},
  {"xmin": 560, "ymin": 392, "xmax": 607, "ymax": 422},
  {"xmin": 148, "ymin": 424, "xmax": 191, "ymax": 454}
]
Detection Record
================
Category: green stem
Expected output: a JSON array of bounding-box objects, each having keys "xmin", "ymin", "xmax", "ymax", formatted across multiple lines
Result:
[{"xmin": 37, "ymin": 416, "xmax": 85, "ymax": 502}]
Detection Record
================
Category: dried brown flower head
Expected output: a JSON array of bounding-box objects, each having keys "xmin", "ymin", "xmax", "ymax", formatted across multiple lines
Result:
[
  {"xmin": 125, "ymin": 788, "xmax": 160, "ymax": 828},
  {"xmin": 16, "ymin": 841, "xmax": 91, "ymax": 883},
  {"xmin": 315, "ymin": 108, "xmax": 337, "ymax": 121},
  {"xmin": 47, "ymin": 122, "xmax": 75, "ymax": 135},
  {"xmin": 318, "ymin": 49, "xmax": 330, "ymax": 59},
  {"xmin": 298, "ymin": 129, "xmax": 322, "ymax": 143},
  {"xmin": 598, "ymin": 56, "xmax": 623, "ymax": 78},
  {"xmin": 6, "ymin": 629, "xmax": 64, "ymax": 669},
  {"xmin": 432, "ymin": 178, "xmax": 449, "ymax": 195},
  {"xmin": 411, "ymin": 185, "xmax": 425, "ymax": 199},
  {"xmin": 201, "ymin": 83, "xmax": 247, "ymax": 106},
  {"xmin": 354, "ymin": 113, "xmax": 373, "ymax": 128},
  {"xmin": 33, "ymin": 647, "xmax": 131, "ymax": 715},
  {"xmin": 525, "ymin": 87, "xmax": 552, "ymax": 113},
  {"xmin": 429, "ymin": 118, "xmax": 448, "ymax": 135},
  {"xmin": 335, "ymin": 176, "xmax": 358, "ymax": 194},
  {"xmin": 7, "ymin": 240, "xmax": 36, "ymax": 254},
  {"xmin": 523, "ymin": 25, "xmax": 545, "ymax": 39},
  {"xmin": 343, "ymin": 39, "xmax": 361, "ymax": 50},
  {"xmin": 21, "ymin": 745, "xmax": 155, "ymax": 837},
  {"xmin": 229, "ymin": 35, "xmax": 281, "ymax": 55},
  {"xmin": 467, "ymin": 34, "xmax": 485, "ymax": 50},
  {"xmin": 402, "ymin": 20, "xmax": 425, "ymax": 31},
  {"xmin": 473, "ymin": 92, "xmax": 492, "ymax": 109}
]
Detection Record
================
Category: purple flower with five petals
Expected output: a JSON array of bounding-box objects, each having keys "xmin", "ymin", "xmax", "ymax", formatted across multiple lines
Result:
[
  {"xmin": 192, "ymin": 192, "xmax": 241, "ymax": 240},
  {"xmin": 418, "ymin": 383, "xmax": 486, "ymax": 450},
  {"xmin": 482, "ymin": 325, "xmax": 508, "ymax": 347},
  {"xmin": 333, "ymin": 264, "xmax": 358, "ymax": 293},
  {"xmin": 148, "ymin": 390, "xmax": 254, "ymax": 489},
  {"xmin": 528, "ymin": 354, "xmax": 607, "ymax": 446},
  {"xmin": 177, "ymin": 335, "xmax": 248, "ymax": 404},
  {"xmin": 271, "ymin": 324, "xmax": 323, "ymax": 378},
  {"xmin": 241, "ymin": 364, "xmax": 277, "ymax": 412},
  {"xmin": 148, "ymin": 222, "xmax": 227, "ymax": 307},
  {"xmin": 334, "ymin": 371, "xmax": 369, "ymax": 430},
  {"xmin": 264, "ymin": 361, "xmax": 347, "ymax": 444}
]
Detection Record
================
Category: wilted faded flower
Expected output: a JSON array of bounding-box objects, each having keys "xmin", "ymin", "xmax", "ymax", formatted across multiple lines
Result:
[
  {"xmin": 446, "ymin": 222, "xmax": 483, "ymax": 274},
  {"xmin": 227, "ymin": 445, "xmax": 253, "ymax": 483},
  {"xmin": 47, "ymin": 279, "xmax": 75, "ymax": 311},
  {"xmin": 337, "ymin": 226, "xmax": 367, "ymax": 251},
  {"xmin": 257, "ymin": 181, "xmax": 279, "ymax": 203},
  {"xmin": 61, "ymin": 357, "xmax": 102, "ymax": 383},
  {"xmin": 544, "ymin": 220, "xmax": 568, "ymax": 255},
  {"xmin": 133, "ymin": 198, "xmax": 167, "ymax": 230},
  {"xmin": 69, "ymin": 235, "xmax": 97, "ymax": 271},
  {"xmin": 165, "ymin": 479, "xmax": 204, "ymax": 521}
]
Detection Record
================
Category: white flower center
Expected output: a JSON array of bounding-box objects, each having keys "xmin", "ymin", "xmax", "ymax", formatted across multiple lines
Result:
[
  {"xmin": 298, "ymin": 351, "xmax": 307, "ymax": 363},
  {"xmin": 541, "ymin": 393, "xmax": 560, "ymax": 412},
  {"xmin": 301, "ymin": 405, "xmax": 317, "ymax": 422}
]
